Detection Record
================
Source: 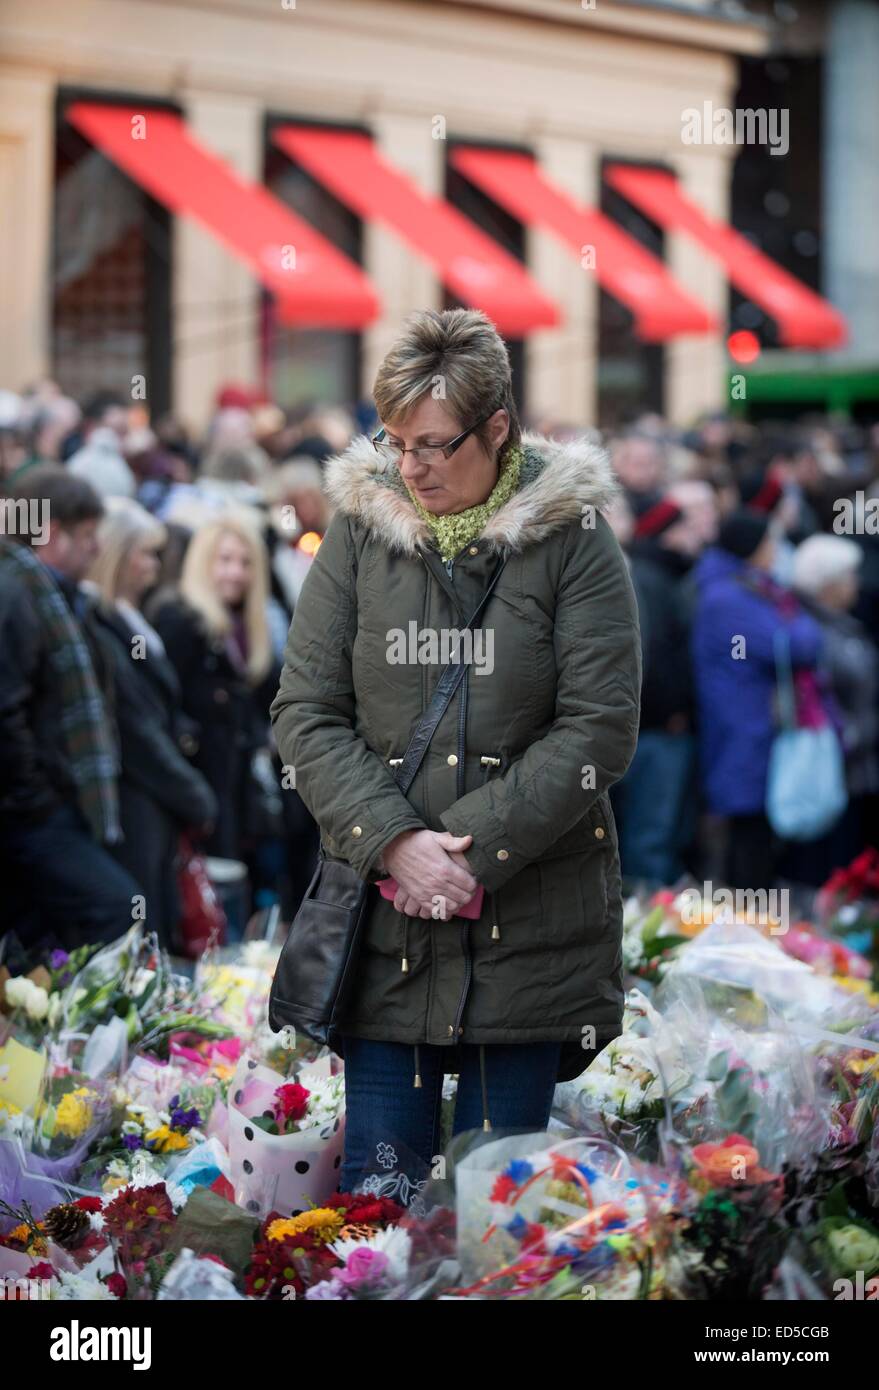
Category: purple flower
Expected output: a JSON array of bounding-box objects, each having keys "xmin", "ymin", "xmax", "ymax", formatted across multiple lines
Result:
[
  {"xmin": 335, "ymin": 1247, "xmax": 389, "ymax": 1290},
  {"xmin": 170, "ymin": 1105, "xmax": 201, "ymax": 1133},
  {"xmin": 122, "ymin": 1134, "xmax": 144, "ymax": 1151},
  {"xmin": 50, "ymin": 949, "xmax": 70, "ymax": 970}
]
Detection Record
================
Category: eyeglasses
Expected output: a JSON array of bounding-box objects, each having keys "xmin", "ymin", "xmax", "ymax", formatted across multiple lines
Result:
[{"xmin": 371, "ymin": 413, "xmax": 495, "ymax": 468}]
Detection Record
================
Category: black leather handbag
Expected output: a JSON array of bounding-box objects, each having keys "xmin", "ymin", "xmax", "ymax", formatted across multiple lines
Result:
[{"xmin": 268, "ymin": 553, "xmax": 508, "ymax": 1052}]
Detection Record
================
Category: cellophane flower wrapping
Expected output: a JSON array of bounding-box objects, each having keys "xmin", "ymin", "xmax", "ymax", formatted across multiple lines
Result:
[
  {"xmin": 452, "ymin": 1131, "xmax": 690, "ymax": 1299},
  {"xmin": 227, "ymin": 1053, "xmax": 345, "ymax": 1220}
]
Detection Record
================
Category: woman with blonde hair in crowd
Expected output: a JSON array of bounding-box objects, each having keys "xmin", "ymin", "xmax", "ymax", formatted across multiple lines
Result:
[
  {"xmin": 88, "ymin": 497, "xmax": 217, "ymax": 949},
  {"xmin": 149, "ymin": 511, "xmax": 281, "ymax": 868}
]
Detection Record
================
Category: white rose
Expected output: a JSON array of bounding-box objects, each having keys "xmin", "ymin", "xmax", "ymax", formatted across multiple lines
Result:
[
  {"xmin": 25, "ymin": 983, "xmax": 49, "ymax": 1020},
  {"xmin": 5, "ymin": 977, "xmax": 28, "ymax": 1009}
]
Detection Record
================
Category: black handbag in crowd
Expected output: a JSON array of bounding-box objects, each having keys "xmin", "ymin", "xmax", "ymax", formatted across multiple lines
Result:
[{"xmin": 268, "ymin": 553, "xmax": 508, "ymax": 1052}]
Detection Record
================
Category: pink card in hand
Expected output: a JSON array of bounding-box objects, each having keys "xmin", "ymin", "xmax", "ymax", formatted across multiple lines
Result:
[{"xmin": 377, "ymin": 878, "xmax": 485, "ymax": 919}]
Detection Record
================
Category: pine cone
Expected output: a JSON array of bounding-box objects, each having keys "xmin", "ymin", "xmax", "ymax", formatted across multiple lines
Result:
[{"xmin": 43, "ymin": 1203, "xmax": 90, "ymax": 1249}]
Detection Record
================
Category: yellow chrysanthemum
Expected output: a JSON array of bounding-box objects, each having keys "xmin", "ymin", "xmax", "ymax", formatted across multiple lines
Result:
[
  {"xmin": 266, "ymin": 1208, "xmax": 344, "ymax": 1244},
  {"xmin": 8, "ymin": 1221, "xmax": 47, "ymax": 1254},
  {"xmin": 102, "ymin": 1174, "xmax": 129, "ymax": 1194},
  {"xmin": 144, "ymin": 1124, "xmax": 191, "ymax": 1153},
  {"xmin": 0, "ymin": 1098, "xmax": 22, "ymax": 1116},
  {"xmin": 55, "ymin": 1086, "xmax": 95, "ymax": 1138}
]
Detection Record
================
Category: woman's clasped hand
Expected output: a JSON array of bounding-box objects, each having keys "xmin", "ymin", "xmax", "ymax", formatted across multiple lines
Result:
[{"xmin": 380, "ymin": 828, "xmax": 478, "ymax": 919}]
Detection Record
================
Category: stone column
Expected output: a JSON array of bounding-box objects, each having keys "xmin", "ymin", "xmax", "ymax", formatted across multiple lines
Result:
[
  {"xmin": 172, "ymin": 91, "xmax": 263, "ymax": 433},
  {"xmin": 360, "ymin": 110, "xmax": 441, "ymax": 398},
  {"xmin": 0, "ymin": 72, "xmax": 54, "ymax": 389},
  {"xmin": 666, "ymin": 148, "xmax": 733, "ymax": 426},
  {"xmin": 823, "ymin": 0, "xmax": 879, "ymax": 361},
  {"xmin": 525, "ymin": 136, "xmax": 598, "ymax": 429}
]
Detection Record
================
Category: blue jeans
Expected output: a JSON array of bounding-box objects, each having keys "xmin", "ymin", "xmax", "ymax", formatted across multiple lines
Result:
[
  {"xmin": 612, "ymin": 730, "xmax": 696, "ymax": 884},
  {"xmin": 339, "ymin": 1036, "xmax": 562, "ymax": 1202}
]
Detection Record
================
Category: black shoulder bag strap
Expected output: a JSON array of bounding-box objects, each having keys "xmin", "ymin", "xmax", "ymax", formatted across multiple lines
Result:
[
  {"xmin": 392, "ymin": 549, "xmax": 508, "ymax": 797},
  {"xmin": 315, "ymin": 547, "xmax": 508, "ymax": 858}
]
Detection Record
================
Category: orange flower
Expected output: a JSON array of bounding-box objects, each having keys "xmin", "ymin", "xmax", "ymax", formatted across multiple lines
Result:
[{"xmin": 691, "ymin": 1134, "xmax": 776, "ymax": 1188}]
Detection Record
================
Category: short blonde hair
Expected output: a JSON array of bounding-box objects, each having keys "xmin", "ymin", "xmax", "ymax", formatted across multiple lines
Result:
[
  {"xmin": 373, "ymin": 308, "xmax": 521, "ymax": 450},
  {"xmin": 90, "ymin": 497, "xmax": 166, "ymax": 605},
  {"xmin": 179, "ymin": 511, "xmax": 272, "ymax": 683}
]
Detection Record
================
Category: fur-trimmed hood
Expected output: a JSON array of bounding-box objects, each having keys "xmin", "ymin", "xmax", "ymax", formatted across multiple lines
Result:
[{"xmin": 322, "ymin": 431, "xmax": 618, "ymax": 557}]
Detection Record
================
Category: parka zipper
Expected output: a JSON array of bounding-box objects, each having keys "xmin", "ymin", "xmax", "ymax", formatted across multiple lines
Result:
[{"xmin": 422, "ymin": 542, "xmax": 480, "ymax": 1041}]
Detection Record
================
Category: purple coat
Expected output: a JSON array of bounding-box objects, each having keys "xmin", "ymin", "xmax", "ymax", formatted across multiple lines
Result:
[{"xmin": 691, "ymin": 547, "xmax": 823, "ymax": 816}]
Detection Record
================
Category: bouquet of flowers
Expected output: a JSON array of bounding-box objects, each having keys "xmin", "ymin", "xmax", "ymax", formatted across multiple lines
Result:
[
  {"xmin": 0, "ymin": 1193, "xmax": 109, "ymax": 1284},
  {"xmin": 817, "ymin": 849, "xmax": 879, "ymax": 960},
  {"xmin": 778, "ymin": 920, "xmax": 872, "ymax": 983},
  {"xmin": 451, "ymin": 1133, "xmax": 691, "ymax": 1299},
  {"xmin": 79, "ymin": 1087, "xmax": 211, "ymax": 1195},
  {"xmin": 673, "ymin": 1131, "xmax": 790, "ymax": 1299},
  {"xmin": 58, "ymin": 926, "xmax": 234, "ymax": 1056},
  {"xmin": 621, "ymin": 891, "xmax": 697, "ymax": 981},
  {"xmin": 227, "ymin": 1054, "xmax": 345, "ymax": 1220},
  {"xmin": 30, "ymin": 1068, "xmax": 115, "ymax": 1164},
  {"xmin": 553, "ymin": 990, "xmax": 703, "ymax": 1157},
  {"xmin": 244, "ymin": 1191, "xmax": 404, "ymax": 1299}
]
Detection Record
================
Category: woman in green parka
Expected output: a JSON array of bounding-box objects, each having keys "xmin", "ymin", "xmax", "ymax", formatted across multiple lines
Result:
[{"xmin": 270, "ymin": 308, "xmax": 641, "ymax": 1201}]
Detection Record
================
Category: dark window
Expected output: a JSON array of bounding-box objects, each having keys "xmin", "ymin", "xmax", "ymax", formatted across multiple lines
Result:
[
  {"xmin": 263, "ymin": 124, "xmax": 361, "ymax": 411},
  {"xmin": 730, "ymin": 56, "xmax": 822, "ymax": 349},
  {"xmin": 52, "ymin": 94, "xmax": 172, "ymax": 415},
  {"xmin": 444, "ymin": 148, "xmax": 526, "ymax": 418},
  {"xmin": 597, "ymin": 158, "xmax": 664, "ymax": 429}
]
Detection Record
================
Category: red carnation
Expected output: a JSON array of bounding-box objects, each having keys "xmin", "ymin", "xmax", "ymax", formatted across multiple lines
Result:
[
  {"xmin": 106, "ymin": 1271, "xmax": 127, "ymax": 1298},
  {"xmin": 326, "ymin": 1192, "xmax": 403, "ymax": 1225},
  {"xmin": 73, "ymin": 1196, "xmax": 103, "ymax": 1212}
]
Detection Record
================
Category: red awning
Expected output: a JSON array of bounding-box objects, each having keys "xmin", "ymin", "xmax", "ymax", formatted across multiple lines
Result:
[
  {"xmin": 450, "ymin": 147, "xmax": 716, "ymax": 342},
  {"xmin": 605, "ymin": 165, "xmax": 846, "ymax": 350},
  {"xmin": 66, "ymin": 102, "xmax": 379, "ymax": 328},
  {"xmin": 271, "ymin": 126, "xmax": 559, "ymax": 336}
]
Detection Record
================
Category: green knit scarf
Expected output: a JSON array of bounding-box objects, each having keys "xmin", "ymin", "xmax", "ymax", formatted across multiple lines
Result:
[{"xmin": 404, "ymin": 443, "xmax": 522, "ymax": 564}]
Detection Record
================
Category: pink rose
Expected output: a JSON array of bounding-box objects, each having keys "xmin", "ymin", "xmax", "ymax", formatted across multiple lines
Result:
[{"xmin": 336, "ymin": 1247, "xmax": 389, "ymax": 1289}]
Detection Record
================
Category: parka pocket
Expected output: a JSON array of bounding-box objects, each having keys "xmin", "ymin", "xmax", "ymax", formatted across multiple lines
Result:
[{"xmin": 539, "ymin": 796, "xmax": 614, "ymax": 862}]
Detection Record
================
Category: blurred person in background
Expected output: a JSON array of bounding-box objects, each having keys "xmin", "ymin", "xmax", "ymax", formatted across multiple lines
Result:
[
  {"xmin": 12, "ymin": 385, "xmax": 82, "ymax": 478},
  {"xmin": 691, "ymin": 508, "xmax": 823, "ymax": 890},
  {"xmin": 603, "ymin": 491, "xmax": 635, "ymax": 550},
  {"xmin": 88, "ymin": 499, "xmax": 218, "ymax": 949},
  {"xmin": 784, "ymin": 534, "xmax": 879, "ymax": 883},
  {"xmin": 0, "ymin": 392, "xmax": 26, "ymax": 481},
  {"xmin": 201, "ymin": 439, "xmax": 272, "ymax": 493},
  {"xmin": 667, "ymin": 478, "xmax": 720, "ymax": 550},
  {"xmin": 59, "ymin": 388, "xmax": 129, "ymax": 462},
  {"xmin": 613, "ymin": 497, "xmax": 699, "ymax": 884},
  {"xmin": 264, "ymin": 457, "xmax": 333, "ymax": 614},
  {"xmin": 148, "ymin": 512, "xmax": 281, "ymax": 871},
  {"xmin": 610, "ymin": 427, "xmax": 667, "ymax": 518},
  {"xmin": 263, "ymin": 457, "xmax": 334, "ymax": 915},
  {"xmin": 0, "ymin": 466, "xmax": 139, "ymax": 948},
  {"xmin": 67, "ymin": 427, "xmax": 136, "ymax": 500}
]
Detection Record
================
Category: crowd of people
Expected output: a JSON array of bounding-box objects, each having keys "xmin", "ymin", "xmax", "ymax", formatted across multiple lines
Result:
[{"xmin": 1, "ymin": 378, "xmax": 877, "ymax": 955}]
